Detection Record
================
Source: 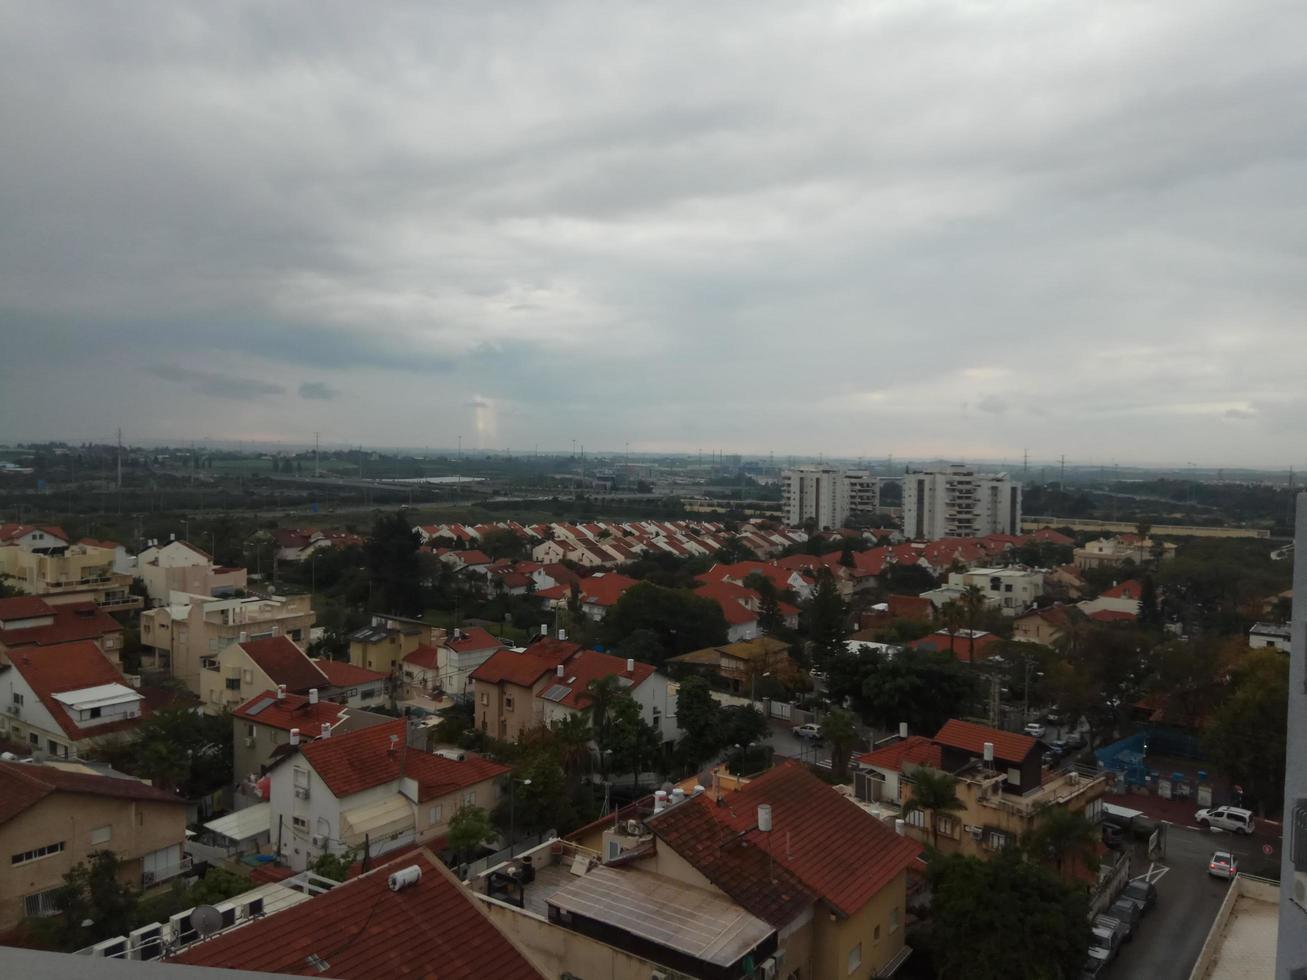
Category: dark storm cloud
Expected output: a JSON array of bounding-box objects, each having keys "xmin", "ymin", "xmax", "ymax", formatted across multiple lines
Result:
[{"xmin": 1, "ymin": 1, "xmax": 1305, "ymax": 463}]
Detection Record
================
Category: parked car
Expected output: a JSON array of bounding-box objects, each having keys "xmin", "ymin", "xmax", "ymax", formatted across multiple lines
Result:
[
  {"xmin": 792, "ymin": 723, "xmax": 823, "ymax": 741},
  {"xmin": 1209, "ymin": 850, "xmax": 1238, "ymax": 880},
  {"xmin": 1107, "ymin": 898, "xmax": 1142, "ymax": 939},
  {"xmin": 1044, "ymin": 707, "xmax": 1063, "ymax": 724},
  {"xmin": 1049, "ymin": 738, "xmax": 1069, "ymax": 756},
  {"xmin": 1089, "ymin": 922, "xmax": 1120, "ymax": 963},
  {"xmin": 1195, "ymin": 805, "xmax": 1256, "ymax": 835},
  {"xmin": 1094, "ymin": 914, "xmax": 1129, "ymax": 951},
  {"xmin": 1122, "ymin": 878, "xmax": 1157, "ymax": 913},
  {"xmin": 1065, "ymin": 730, "xmax": 1086, "ymax": 749},
  {"xmin": 1082, "ymin": 951, "xmax": 1108, "ymax": 978},
  {"xmin": 1024, "ymin": 722, "xmax": 1047, "ymax": 738}
]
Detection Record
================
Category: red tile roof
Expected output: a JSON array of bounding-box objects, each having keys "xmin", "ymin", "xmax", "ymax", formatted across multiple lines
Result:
[
  {"xmin": 856, "ymin": 736, "xmax": 942, "ymax": 772},
  {"xmin": 403, "ymin": 645, "xmax": 441, "ymax": 670},
  {"xmin": 908, "ymin": 630, "xmax": 1003, "ymax": 660},
  {"xmin": 314, "ymin": 659, "xmax": 387, "ymax": 687},
  {"xmin": 470, "ymin": 639, "xmax": 580, "ymax": 687},
  {"xmin": 233, "ymin": 690, "xmax": 347, "ymax": 734},
  {"xmin": 239, "ymin": 636, "xmax": 329, "ymax": 694},
  {"xmin": 0, "ymin": 760, "xmax": 182, "ymax": 825},
  {"xmin": 4, "ymin": 641, "xmax": 144, "ymax": 739},
  {"xmin": 539, "ymin": 650, "xmax": 655, "ymax": 709},
  {"xmin": 887, "ymin": 594, "xmax": 933, "ymax": 620},
  {"xmin": 1031, "ymin": 528, "xmax": 1075, "ymax": 546},
  {"xmin": 0, "ymin": 523, "xmax": 69, "ymax": 544},
  {"xmin": 578, "ymin": 572, "xmax": 639, "ymax": 607},
  {"xmin": 452, "ymin": 549, "xmax": 492, "ymax": 566},
  {"xmin": 299, "ymin": 720, "xmax": 508, "ymax": 801},
  {"xmin": 933, "ymin": 719, "xmax": 1038, "ymax": 763},
  {"xmin": 0, "ymin": 596, "xmax": 56, "ymax": 621},
  {"xmin": 649, "ymin": 763, "xmax": 921, "ymax": 922},
  {"xmin": 0, "ymin": 601, "xmax": 123, "ymax": 649},
  {"xmin": 170, "ymin": 850, "xmax": 543, "ymax": 979},
  {"xmin": 447, "ymin": 626, "xmax": 501, "ymax": 653},
  {"xmin": 1101, "ymin": 579, "xmax": 1143, "ymax": 600},
  {"xmin": 1089, "ymin": 609, "xmax": 1138, "ymax": 623}
]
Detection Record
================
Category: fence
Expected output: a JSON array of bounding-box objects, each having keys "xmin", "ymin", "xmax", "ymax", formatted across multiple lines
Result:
[
  {"xmin": 458, "ymin": 831, "xmax": 554, "ymax": 879},
  {"xmin": 1089, "ymin": 851, "xmax": 1132, "ymax": 916}
]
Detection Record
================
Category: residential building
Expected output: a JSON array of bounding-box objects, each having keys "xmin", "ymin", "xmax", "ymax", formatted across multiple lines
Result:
[
  {"xmin": 313, "ymin": 658, "xmax": 388, "ymax": 707},
  {"xmin": 1249, "ymin": 622, "xmax": 1291, "ymax": 652},
  {"xmin": 0, "ymin": 524, "xmax": 69, "ymax": 552},
  {"xmin": 1012, "ymin": 604, "xmax": 1076, "ymax": 646},
  {"xmin": 781, "ymin": 466, "xmax": 879, "ymax": 529},
  {"xmin": 945, "ymin": 566, "xmax": 1046, "ymax": 615},
  {"xmin": 470, "ymin": 639, "xmax": 582, "ymax": 741},
  {"xmin": 232, "ymin": 688, "xmax": 393, "ymax": 784},
  {"xmin": 641, "ymin": 763, "xmax": 922, "ymax": 979},
  {"xmin": 0, "ymin": 760, "xmax": 187, "ymax": 931},
  {"xmin": 536, "ymin": 650, "xmax": 680, "ymax": 745},
  {"xmin": 136, "ymin": 538, "xmax": 247, "ymax": 606},
  {"xmin": 666, "ymin": 636, "xmax": 796, "ymax": 695},
  {"xmin": 1191, "ymin": 874, "xmax": 1279, "ymax": 980},
  {"xmin": 402, "ymin": 626, "xmax": 503, "ymax": 697},
  {"xmin": 198, "ymin": 635, "xmax": 331, "ymax": 715},
  {"xmin": 170, "ymin": 850, "xmax": 544, "ymax": 979},
  {"xmin": 0, "ymin": 539, "xmax": 139, "ymax": 612},
  {"xmin": 858, "ymin": 720, "xmax": 1107, "ymax": 860},
  {"xmin": 901, "ymin": 465, "xmax": 1021, "ymax": 541},
  {"xmin": 575, "ymin": 572, "xmax": 639, "ymax": 621},
  {"xmin": 347, "ymin": 613, "xmax": 438, "ymax": 676},
  {"xmin": 1077, "ymin": 579, "xmax": 1143, "ymax": 620},
  {"xmin": 0, "ymin": 596, "xmax": 124, "ymax": 666},
  {"xmin": 0, "ymin": 641, "xmax": 146, "ymax": 759},
  {"xmin": 139, "ymin": 591, "xmax": 314, "ymax": 693},
  {"xmin": 907, "ymin": 629, "xmax": 1002, "ymax": 662},
  {"xmin": 266, "ymin": 719, "xmax": 508, "ymax": 871},
  {"xmin": 1275, "ymin": 492, "xmax": 1307, "ymax": 978},
  {"xmin": 1073, "ymin": 534, "xmax": 1177, "ymax": 570}
]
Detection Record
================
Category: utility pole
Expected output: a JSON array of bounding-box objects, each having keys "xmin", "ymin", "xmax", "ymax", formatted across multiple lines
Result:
[
  {"xmin": 1059, "ymin": 455, "xmax": 1066, "ymax": 491},
  {"xmin": 1023, "ymin": 448, "xmax": 1028, "ymax": 480},
  {"xmin": 116, "ymin": 426, "xmax": 122, "ymax": 490},
  {"xmin": 314, "ymin": 432, "xmax": 320, "ymax": 477}
]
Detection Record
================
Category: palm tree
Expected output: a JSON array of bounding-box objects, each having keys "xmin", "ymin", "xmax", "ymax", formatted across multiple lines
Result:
[
  {"xmin": 960, "ymin": 585, "xmax": 987, "ymax": 665},
  {"xmin": 902, "ymin": 767, "xmax": 966, "ymax": 849},
  {"xmin": 585, "ymin": 675, "xmax": 625, "ymax": 753},
  {"xmin": 940, "ymin": 600, "xmax": 962, "ymax": 655},
  {"xmin": 1025, "ymin": 807, "xmax": 1099, "ymax": 876},
  {"xmin": 820, "ymin": 708, "xmax": 859, "ymax": 781},
  {"xmin": 551, "ymin": 712, "xmax": 594, "ymax": 787}
]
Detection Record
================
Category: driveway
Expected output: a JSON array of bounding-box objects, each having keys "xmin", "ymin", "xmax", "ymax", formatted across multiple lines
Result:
[
  {"xmin": 1108, "ymin": 824, "xmax": 1276, "ymax": 980},
  {"xmin": 763, "ymin": 717, "xmax": 828, "ymax": 764}
]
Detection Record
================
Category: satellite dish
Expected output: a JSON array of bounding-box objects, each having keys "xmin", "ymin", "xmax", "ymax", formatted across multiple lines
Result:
[{"xmin": 190, "ymin": 905, "xmax": 223, "ymax": 938}]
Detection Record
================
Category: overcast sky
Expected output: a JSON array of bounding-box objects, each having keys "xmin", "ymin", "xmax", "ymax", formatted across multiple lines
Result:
[{"xmin": 2, "ymin": 2, "xmax": 1304, "ymax": 466}]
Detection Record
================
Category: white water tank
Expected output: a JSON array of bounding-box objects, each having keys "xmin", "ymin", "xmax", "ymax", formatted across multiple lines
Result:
[
  {"xmin": 983, "ymin": 742, "xmax": 994, "ymax": 763},
  {"xmin": 895, "ymin": 819, "xmax": 906, "ymax": 836},
  {"xmin": 653, "ymin": 790, "xmax": 669, "ymax": 813},
  {"xmin": 388, "ymin": 865, "xmax": 422, "ymax": 892},
  {"xmin": 289, "ymin": 728, "xmax": 300, "ymax": 746},
  {"xmin": 899, "ymin": 722, "xmax": 908, "ymax": 738},
  {"xmin": 308, "ymin": 689, "xmax": 318, "ymax": 705},
  {"xmin": 757, "ymin": 804, "xmax": 772, "ymax": 833}
]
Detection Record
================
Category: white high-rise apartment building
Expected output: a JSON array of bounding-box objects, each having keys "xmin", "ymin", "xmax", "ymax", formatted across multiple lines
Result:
[
  {"xmin": 901, "ymin": 465, "xmax": 1022, "ymax": 540},
  {"xmin": 781, "ymin": 467, "xmax": 879, "ymax": 529}
]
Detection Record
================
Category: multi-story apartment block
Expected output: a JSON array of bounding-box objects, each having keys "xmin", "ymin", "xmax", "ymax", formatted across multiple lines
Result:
[
  {"xmin": 781, "ymin": 466, "xmax": 879, "ymax": 529},
  {"xmin": 137, "ymin": 537, "xmax": 247, "ymax": 606},
  {"xmin": 902, "ymin": 465, "xmax": 1022, "ymax": 540},
  {"xmin": 139, "ymin": 592, "xmax": 314, "ymax": 694},
  {"xmin": 0, "ymin": 534, "xmax": 139, "ymax": 613}
]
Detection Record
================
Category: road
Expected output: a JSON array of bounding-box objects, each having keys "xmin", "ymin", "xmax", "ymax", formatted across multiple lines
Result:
[{"xmin": 1108, "ymin": 823, "xmax": 1277, "ymax": 980}]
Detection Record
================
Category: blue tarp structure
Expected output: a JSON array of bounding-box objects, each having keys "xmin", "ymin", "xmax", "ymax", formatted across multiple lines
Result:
[{"xmin": 1095, "ymin": 728, "xmax": 1207, "ymax": 787}]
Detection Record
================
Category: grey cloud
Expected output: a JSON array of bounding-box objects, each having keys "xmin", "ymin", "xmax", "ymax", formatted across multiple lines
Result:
[
  {"xmin": 299, "ymin": 382, "xmax": 338, "ymax": 400},
  {"xmin": 1225, "ymin": 408, "xmax": 1256, "ymax": 419},
  {"xmin": 465, "ymin": 398, "xmax": 491, "ymax": 410},
  {"xmin": 144, "ymin": 364, "xmax": 285, "ymax": 400},
  {"xmin": 977, "ymin": 396, "xmax": 1008, "ymax": 416}
]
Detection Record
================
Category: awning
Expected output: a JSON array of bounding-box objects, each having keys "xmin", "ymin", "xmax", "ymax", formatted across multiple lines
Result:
[
  {"xmin": 340, "ymin": 795, "xmax": 415, "ymax": 847},
  {"xmin": 203, "ymin": 803, "xmax": 271, "ymax": 843}
]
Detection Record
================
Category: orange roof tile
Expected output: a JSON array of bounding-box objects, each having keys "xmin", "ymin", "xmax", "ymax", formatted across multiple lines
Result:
[
  {"xmin": 470, "ymin": 640, "xmax": 580, "ymax": 687},
  {"xmin": 934, "ymin": 719, "xmax": 1038, "ymax": 763},
  {"xmin": 537, "ymin": 650, "xmax": 655, "ymax": 710},
  {"xmin": 239, "ymin": 636, "xmax": 328, "ymax": 694},
  {"xmin": 856, "ymin": 735, "xmax": 942, "ymax": 772},
  {"xmin": 4, "ymin": 641, "xmax": 144, "ymax": 740},
  {"xmin": 314, "ymin": 659, "xmax": 387, "ymax": 687},
  {"xmin": 234, "ymin": 690, "xmax": 347, "ymax": 734},
  {"xmin": 0, "ymin": 760, "xmax": 181, "ymax": 825}
]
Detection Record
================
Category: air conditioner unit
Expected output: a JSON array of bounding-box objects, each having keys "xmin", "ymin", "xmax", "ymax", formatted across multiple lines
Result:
[
  {"xmin": 311, "ymin": 835, "xmax": 322, "ymax": 846},
  {"xmin": 758, "ymin": 958, "xmax": 779, "ymax": 980},
  {"xmin": 90, "ymin": 936, "xmax": 128, "ymax": 958},
  {"xmin": 294, "ymin": 787, "xmax": 311, "ymax": 800},
  {"xmin": 128, "ymin": 924, "xmax": 164, "ymax": 961},
  {"xmin": 243, "ymin": 737, "xmax": 256, "ymax": 748},
  {"xmin": 168, "ymin": 910, "xmax": 197, "ymax": 947},
  {"xmin": 1291, "ymin": 799, "xmax": 1307, "ymax": 914},
  {"xmin": 5, "ymin": 704, "xmax": 19, "ymax": 716},
  {"xmin": 969, "ymin": 826, "xmax": 984, "ymax": 840}
]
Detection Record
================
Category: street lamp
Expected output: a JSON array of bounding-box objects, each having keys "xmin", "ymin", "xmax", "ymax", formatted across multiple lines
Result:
[
  {"xmin": 508, "ymin": 777, "xmax": 532, "ymax": 858},
  {"xmin": 750, "ymin": 670, "xmax": 771, "ymax": 706}
]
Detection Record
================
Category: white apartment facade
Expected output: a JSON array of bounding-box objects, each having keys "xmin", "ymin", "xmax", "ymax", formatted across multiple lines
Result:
[
  {"xmin": 945, "ymin": 567, "xmax": 1045, "ymax": 616},
  {"xmin": 781, "ymin": 467, "xmax": 879, "ymax": 529},
  {"xmin": 902, "ymin": 465, "xmax": 1022, "ymax": 540}
]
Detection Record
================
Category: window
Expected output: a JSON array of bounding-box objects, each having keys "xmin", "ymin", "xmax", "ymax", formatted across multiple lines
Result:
[
  {"xmin": 1084, "ymin": 798, "xmax": 1103, "ymax": 824},
  {"xmin": 429, "ymin": 805, "xmax": 443, "ymax": 825},
  {"xmin": 12, "ymin": 841, "xmax": 65, "ymax": 865},
  {"xmin": 90, "ymin": 826, "xmax": 112, "ymax": 845},
  {"xmin": 985, "ymin": 828, "xmax": 1011, "ymax": 851},
  {"xmin": 935, "ymin": 814, "xmax": 957, "ymax": 837},
  {"xmin": 905, "ymin": 808, "xmax": 925, "ymax": 828},
  {"xmin": 480, "ymin": 692, "xmax": 489, "ymax": 706},
  {"xmin": 89, "ymin": 706, "xmax": 103, "ymax": 718},
  {"xmin": 293, "ymin": 767, "xmax": 310, "ymax": 790},
  {"xmin": 1004, "ymin": 584, "xmax": 1013, "ymax": 593},
  {"xmin": 289, "ymin": 629, "xmax": 303, "ymax": 642},
  {"xmin": 890, "ymin": 906, "xmax": 901, "ymax": 933},
  {"xmin": 292, "ymin": 816, "xmax": 308, "ymax": 832},
  {"xmin": 504, "ymin": 695, "xmax": 515, "ymax": 711},
  {"xmin": 11, "ymin": 692, "xmax": 22, "ymax": 706},
  {"xmin": 225, "ymin": 677, "xmax": 241, "ymax": 691},
  {"xmin": 247, "ymin": 724, "xmax": 256, "ymax": 738},
  {"xmin": 462, "ymin": 790, "xmax": 476, "ymax": 807},
  {"xmin": 28, "ymin": 733, "xmax": 38, "ymax": 746},
  {"xmin": 24, "ymin": 887, "xmax": 61, "ymax": 918},
  {"xmin": 360, "ymin": 688, "xmax": 374, "ymax": 700},
  {"xmin": 1006, "ymin": 767, "xmax": 1021, "ymax": 786},
  {"xmin": 242, "ymin": 669, "xmax": 253, "ymax": 684},
  {"xmin": 46, "ymin": 740, "xmax": 60, "ymax": 756},
  {"xmin": 847, "ymin": 942, "xmax": 862, "ymax": 974},
  {"xmin": 873, "ymin": 924, "xmax": 881, "ymax": 942}
]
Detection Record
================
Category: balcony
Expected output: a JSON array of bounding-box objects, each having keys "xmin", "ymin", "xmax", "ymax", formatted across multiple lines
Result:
[
  {"xmin": 965, "ymin": 764, "xmax": 1107, "ymax": 818},
  {"xmin": 97, "ymin": 595, "xmax": 143, "ymax": 612},
  {"xmin": 142, "ymin": 856, "xmax": 192, "ymax": 888}
]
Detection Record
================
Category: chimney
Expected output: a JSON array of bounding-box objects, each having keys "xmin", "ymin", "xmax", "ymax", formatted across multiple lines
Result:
[
  {"xmin": 899, "ymin": 721, "xmax": 908, "ymax": 739},
  {"xmin": 556, "ymin": 663, "xmax": 565, "ymax": 678},
  {"xmin": 309, "ymin": 689, "xmax": 318, "ymax": 705},
  {"xmin": 895, "ymin": 818, "xmax": 906, "ymax": 836},
  {"xmin": 320, "ymin": 722, "xmax": 332, "ymax": 739},
  {"xmin": 983, "ymin": 742, "xmax": 994, "ymax": 764},
  {"xmin": 239, "ymin": 631, "xmax": 248, "ymax": 644},
  {"xmin": 276, "ymin": 684, "xmax": 287, "ymax": 701},
  {"xmin": 289, "ymin": 728, "xmax": 300, "ymax": 746},
  {"xmin": 626, "ymin": 657, "xmax": 635, "ymax": 673},
  {"xmin": 757, "ymin": 804, "xmax": 772, "ymax": 832},
  {"xmin": 389, "ymin": 734, "xmax": 399, "ymax": 757}
]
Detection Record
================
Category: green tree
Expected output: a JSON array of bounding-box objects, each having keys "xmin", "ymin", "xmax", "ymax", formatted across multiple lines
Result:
[
  {"xmin": 366, "ymin": 511, "xmax": 421, "ymax": 614},
  {"xmin": 753, "ymin": 575, "xmax": 784, "ymax": 634},
  {"xmin": 616, "ymin": 627, "xmax": 667, "ymax": 667},
  {"xmin": 478, "ymin": 528, "xmax": 527, "ymax": 560},
  {"xmin": 902, "ymin": 767, "xmax": 965, "ymax": 849},
  {"xmin": 926, "ymin": 851, "xmax": 1090, "ymax": 980},
  {"xmin": 495, "ymin": 752, "xmax": 576, "ymax": 837},
  {"xmin": 586, "ymin": 674, "xmax": 626, "ymax": 752},
  {"xmin": 92, "ymin": 706, "xmax": 232, "ymax": 797},
  {"xmin": 601, "ymin": 582, "xmax": 729, "ymax": 665},
  {"xmin": 1204, "ymin": 650, "xmax": 1289, "ymax": 815},
  {"xmin": 311, "ymin": 848, "xmax": 357, "ymax": 883},
  {"xmin": 805, "ymin": 570, "xmax": 848, "ymax": 669},
  {"xmin": 940, "ymin": 600, "xmax": 962, "ymax": 656},
  {"xmin": 1138, "ymin": 575, "xmax": 1162, "ymax": 628},
  {"xmin": 857, "ymin": 649, "xmax": 976, "ymax": 735},
  {"xmin": 447, "ymin": 805, "xmax": 495, "ymax": 864},
  {"xmin": 551, "ymin": 711, "xmax": 594, "ymax": 786},
  {"xmin": 675, "ymin": 675, "xmax": 723, "ymax": 770},
  {"xmin": 714, "ymin": 535, "xmax": 758, "ymax": 565},
  {"xmin": 55, "ymin": 851, "xmax": 138, "ymax": 946},
  {"xmin": 1025, "ymin": 807, "xmax": 1099, "ymax": 875},
  {"xmin": 959, "ymin": 585, "xmax": 987, "ymax": 665},
  {"xmin": 604, "ymin": 692, "xmax": 663, "ymax": 788},
  {"xmin": 820, "ymin": 708, "xmax": 859, "ymax": 781}
]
